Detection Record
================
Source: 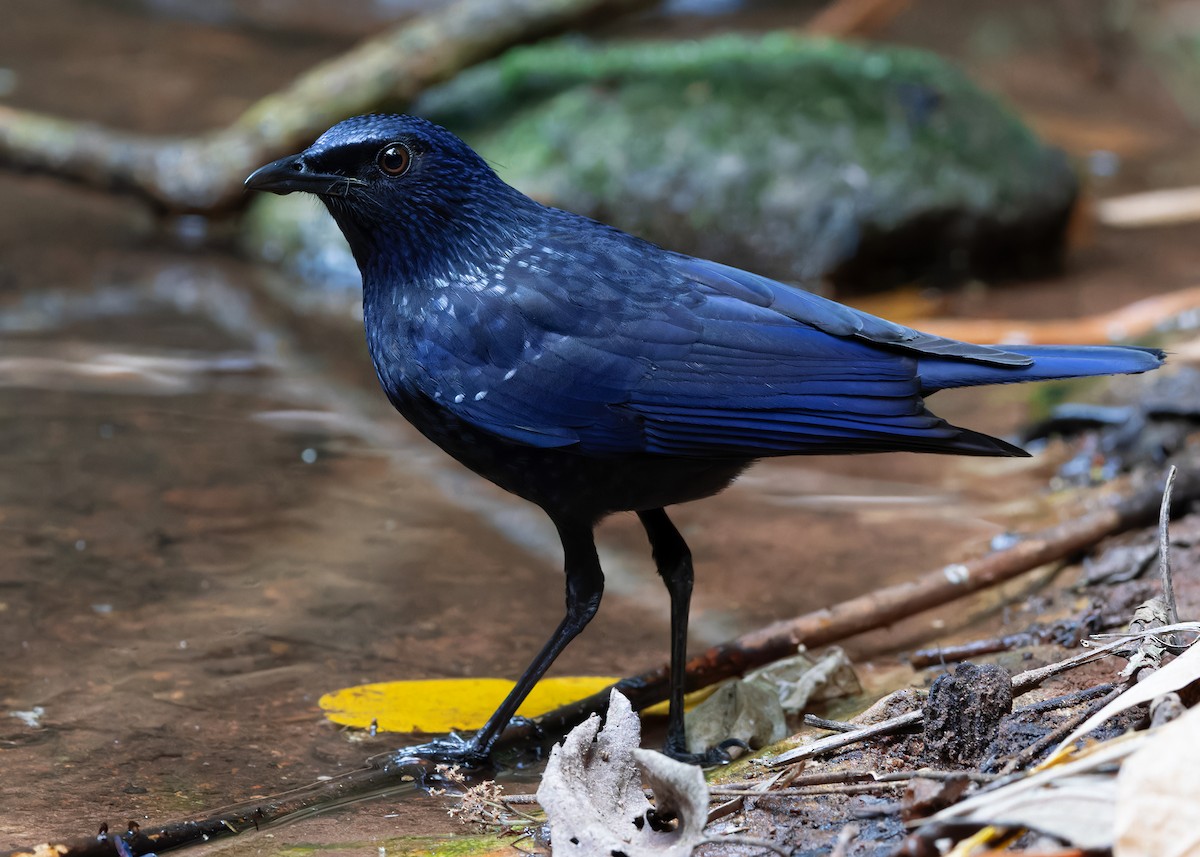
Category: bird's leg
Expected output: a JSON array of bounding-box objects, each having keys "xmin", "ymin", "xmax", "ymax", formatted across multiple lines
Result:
[
  {"xmin": 636, "ymin": 508, "xmax": 725, "ymax": 765},
  {"xmin": 639, "ymin": 508, "xmax": 745, "ymax": 766},
  {"xmin": 389, "ymin": 517, "xmax": 603, "ymax": 768}
]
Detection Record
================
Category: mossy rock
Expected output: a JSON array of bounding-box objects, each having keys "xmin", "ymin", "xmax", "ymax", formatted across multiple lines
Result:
[{"xmin": 245, "ymin": 34, "xmax": 1076, "ymax": 296}]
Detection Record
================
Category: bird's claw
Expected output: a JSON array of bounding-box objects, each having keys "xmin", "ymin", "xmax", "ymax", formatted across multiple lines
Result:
[
  {"xmin": 663, "ymin": 737, "xmax": 751, "ymax": 767},
  {"xmin": 378, "ymin": 733, "xmax": 490, "ymax": 770}
]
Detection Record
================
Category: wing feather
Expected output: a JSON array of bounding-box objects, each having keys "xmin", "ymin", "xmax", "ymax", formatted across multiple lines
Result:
[{"xmin": 409, "ymin": 231, "xmax": 1016, "ymax": 458}]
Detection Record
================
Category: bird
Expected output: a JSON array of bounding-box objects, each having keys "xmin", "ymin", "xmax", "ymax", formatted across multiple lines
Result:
[{"xmin": 245, "ymin": 113, "xmax": 1163, "ymax": 766}]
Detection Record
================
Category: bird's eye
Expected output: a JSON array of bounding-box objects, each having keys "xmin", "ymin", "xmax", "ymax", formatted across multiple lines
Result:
[{"xmin": 377, "ymin": 143, "xmax": 412, "ymax": 177}]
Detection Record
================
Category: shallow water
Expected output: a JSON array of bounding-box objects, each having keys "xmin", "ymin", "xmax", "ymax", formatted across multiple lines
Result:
[{"xmin": 1, "ymin": 0, "xmax": 1197, "ymax": 851}]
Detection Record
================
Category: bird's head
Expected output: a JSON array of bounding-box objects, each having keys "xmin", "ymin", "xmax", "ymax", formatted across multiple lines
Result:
[{"xmin": 245, "ymin": 114, "xmax": 538, "ymax": 282}]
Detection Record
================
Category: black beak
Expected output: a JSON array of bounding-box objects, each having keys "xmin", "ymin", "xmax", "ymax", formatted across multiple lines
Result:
[{"xmin": 244, "ymin": 154, "xmax": 357, "ymax": 196}]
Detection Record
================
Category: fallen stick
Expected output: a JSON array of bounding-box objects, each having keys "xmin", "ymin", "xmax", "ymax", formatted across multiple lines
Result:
[
  {"xmin": 0, "ymin": 0, "xmax": 656, "ymax": 214},
  {"xmin": 709, "ymin": 769, "xmax": 995, "ymax": 794},
  {"xmin": 768, "ymin": 708, "xmax": 923, "ymax": 766},
  {"xmin": 910, "ymin": 630, "xmax": 1044, "ymax": 668},
  {"xmin": 2, "ymin": 761, "xmax": 434, "ymax": 857},
  {"xmin": 997, "ymin": 686, "xmax": 1124, "ymax": 775},
  {"xmin": 1097, "ymin": 186, "xmax": 1200, "ymax": 229}
]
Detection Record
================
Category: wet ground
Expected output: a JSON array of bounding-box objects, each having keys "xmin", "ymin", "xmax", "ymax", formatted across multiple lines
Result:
[{"xmin": 2, "ymin": 0, "xmax": 1199, "ymax": 853}]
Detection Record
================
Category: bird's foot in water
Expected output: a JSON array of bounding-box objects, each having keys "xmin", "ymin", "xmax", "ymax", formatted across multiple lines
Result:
[
  {"xmin": 375, "ymin": 733, "xmax": 490, "ymax": 771},
  {"xmin": 663, "ymin": 737, "xmax": 751, "ymax": 767},
  {"xmin": 371, "ymin": 717, "xmax": 545, "ymax": 773}
]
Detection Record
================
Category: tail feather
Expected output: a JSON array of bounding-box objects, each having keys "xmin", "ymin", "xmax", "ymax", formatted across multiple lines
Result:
[{"xmin": 918, "ymin": 345, "xmax": 1165, "ymax": 394}]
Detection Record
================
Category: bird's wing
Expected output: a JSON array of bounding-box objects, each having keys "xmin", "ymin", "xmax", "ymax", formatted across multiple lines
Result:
[
  {"xmin": 671, "ymin": 255, "xmax": 1034, "ymax": 366},
  {"xmin": 407, "ymin": 240, "xmax": 1018, "ymax": 459},
  {"xmin": 622, "ymin": 258, "xmax": 1012, "ymax": 457}
]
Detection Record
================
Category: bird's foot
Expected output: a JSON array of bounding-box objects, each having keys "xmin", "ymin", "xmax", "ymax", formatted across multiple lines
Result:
[
  {"xmin": 375, "ymin": 733, "xmax": 490, "ymax": 771},
  {"xmin": 662, "ymin": 737, "xmax": 751, "ymax": 767}
]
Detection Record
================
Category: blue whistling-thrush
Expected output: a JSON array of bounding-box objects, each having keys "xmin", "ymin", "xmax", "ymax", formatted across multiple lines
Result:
[{"xmin": 246, "ymin": 114, "xmax": 1163, "ymax": 765}]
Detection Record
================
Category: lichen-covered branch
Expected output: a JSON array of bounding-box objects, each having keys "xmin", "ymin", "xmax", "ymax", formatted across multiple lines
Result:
[{"xmin": 0, "ymin": 0, "xmax": 656, "ymax": 214}]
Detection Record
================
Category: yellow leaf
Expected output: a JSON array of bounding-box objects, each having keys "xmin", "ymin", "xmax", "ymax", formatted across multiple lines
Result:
[{"xmin": 319, "ymin": 676, "xmax": 622, "ymax": 733}]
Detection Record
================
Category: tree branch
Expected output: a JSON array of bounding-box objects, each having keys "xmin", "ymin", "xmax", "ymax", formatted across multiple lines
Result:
[{"xmin": 0, "ymin": 0, "xmax": 656, "ymax": 214}]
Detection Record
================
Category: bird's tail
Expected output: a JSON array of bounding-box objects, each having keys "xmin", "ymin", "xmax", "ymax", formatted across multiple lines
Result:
[{"xmin": 917, "ymin": 345, "xmax": 1165, "ymax": 394}]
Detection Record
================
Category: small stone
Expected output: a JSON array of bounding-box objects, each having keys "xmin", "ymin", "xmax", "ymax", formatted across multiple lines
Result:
[{"xmin": 923, "ymin": 662, "xmax": 1012, "ymax": 767}]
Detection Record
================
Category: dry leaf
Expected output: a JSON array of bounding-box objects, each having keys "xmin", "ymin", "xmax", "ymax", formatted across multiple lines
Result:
[
  {"xmin": 1114, "ymin": 703, "xmax": 1200, "ymax": 857},
  {"xmin": 749, "ymin": 647, "xmax": 861, "ymax": 712},
  {"xmin": 1055, "ymin": 626, "xmax": 1200, "ymax": 753},
  {"xmin": 948, "ymin": 774, "xmax": 1118, "ymax": 851},
  {"xmin": 537, "ymin": 690, "xmax": 708, "ymax": 857},
  {"xmin": 685, "ymin": 648, "xmax": 861, "ymax": 755},
  {"xmin": 926, "ymin": 734, "xmax": 1145, "ymax": 850},
  {"xmin": 684, "ymin": 679, "xmax": 786, "ymax": 755}
]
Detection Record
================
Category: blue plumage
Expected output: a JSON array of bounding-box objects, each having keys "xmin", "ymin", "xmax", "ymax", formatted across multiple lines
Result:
[
  {"xmin": 245, "ymin": 114, "xmax": 1163, "ymax": 766},
  {"xmin": 916, "ymin": 344, "xmax": 1163, "ymax": 392}
]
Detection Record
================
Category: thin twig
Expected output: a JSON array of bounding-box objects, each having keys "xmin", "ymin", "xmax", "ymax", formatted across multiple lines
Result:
[
  {"xmin": 711, "ymin": 771, "xmax": 873, "ymax": 793},
  {"xmin": 496, "ymin": 793, "xmax": 541, "ymax": 805},
  {"xmin": 704, "ymin": 764, "xmax": 796, "ymax": 826},
  {"xmin": 712, "ymin": 769, "xmax": 994, "ymax": 796},
  {"xmin": 1158, "ymin": 465, "xmax": 1179, "ymax": 629},
  {"xmin": 2, "ymin": 758, "xmax": 436, "ymax": 857},
  {"xmin": 873, "ymin": 770, "xmax": 996, "ymax": 785},
  {"xmin": 1009, "ymin": 636, "xmax": 1133, "ymax": 695},
  {"xmin": 705, "ymin": 797, "xmax": 745, "ymax": 826},
  {"xmin": 749, "ymin": 782, "xmax": 908, "ymax": 798},
  {"xmin": 769, "ymin": 710, "xmax": 923, "ymax": 766},
  {"xmin": 803, "ymin": 714, "xmax": 859, "ymax": 733},
  {"xmin": 1012, "ymin": 683, "xmax": 1115, "ymax": 716},
  {"xmin": 700, "ymin": 834, "xmax": 792, "ymax": 856},
  {"xmin": 771, "ymin": 636, "xmax": 1137, "ymax": 768},
  {"xmin": 910, "ymin": 632, "xmax": 1037, "ymax": 669}
]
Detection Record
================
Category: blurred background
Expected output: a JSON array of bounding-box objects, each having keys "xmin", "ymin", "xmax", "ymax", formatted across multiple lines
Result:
[{"xmin": 1, "ymin": 0, "xmax": 1198, "ymax": 851}]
